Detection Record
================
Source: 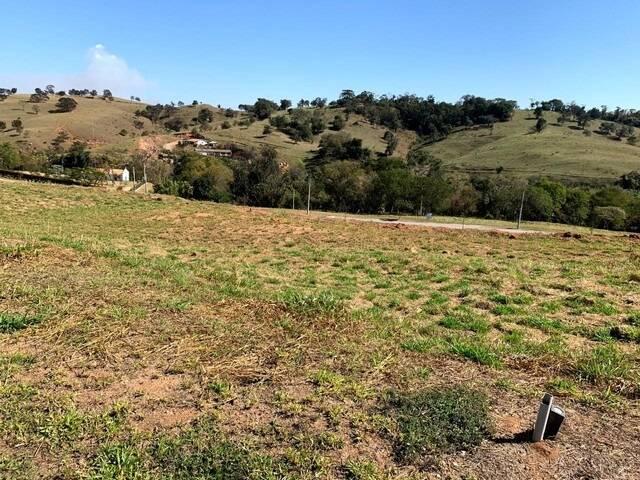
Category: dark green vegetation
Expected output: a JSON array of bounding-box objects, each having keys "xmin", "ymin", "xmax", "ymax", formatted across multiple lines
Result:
[
  {"xmin": 1, "ymin": 181, "xmax": 639, "ymax": 478},
  {"xmin": 390, "ymin": 387, "xmax": 491, "ymax": 462}
]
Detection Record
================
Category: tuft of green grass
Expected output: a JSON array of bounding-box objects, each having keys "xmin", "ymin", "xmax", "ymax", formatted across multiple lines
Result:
[
  {"xmin": 517, "ymin": 315, "xmax": 567, "ymax": 333},
  {"xmin": 448, "ymin": 337, "xmax": 502, "ymax": 368},
  {"xmin": 342, "ymin": 459, "xmax": 381, "ymax": 480},
  {"xmin": 390, "ymin": 386, "xmax": 491, "ymax": 462},
  {"xmin": 0, "ymin": 312, "xmax": 42, "ymax": 333},
  {"xmin": 575, "ymin": 344, "xmax": 631, "ymax": 387},
  {"xmin": 278, "ymin": 289, "xmax": 343, "ymax": 315},
  {"xmin": 439, "ymin": 309, "xmax": 490, "ymax": 334}
]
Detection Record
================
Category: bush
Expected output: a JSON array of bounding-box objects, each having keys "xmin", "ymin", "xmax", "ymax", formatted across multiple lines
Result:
[
  {"xmin": 221, "ymin": 121, "xmax": 231, "ymax": 129},
  {"xmin": 390, "ymin": 386, "xmax": 490, "ymax": 462}
]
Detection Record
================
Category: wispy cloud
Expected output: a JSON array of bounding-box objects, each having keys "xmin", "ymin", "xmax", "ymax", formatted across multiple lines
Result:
[{"xmin": 0, "ymin": 45, "xmax": 149, "ymax": 99}]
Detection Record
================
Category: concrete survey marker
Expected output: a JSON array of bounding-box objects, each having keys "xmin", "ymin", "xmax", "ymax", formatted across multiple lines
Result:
[{"xmin": 533, "ymin": 393, "xmax": 566, "ymax": 442}]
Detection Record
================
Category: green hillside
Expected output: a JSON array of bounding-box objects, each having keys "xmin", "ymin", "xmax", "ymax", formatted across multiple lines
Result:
[
  {"xmin": 2, "ymin": 95, "xmax": 639, "ymax": 180},
  {"xmin": 427, "ymin": 110, "xmax": 640, "ymax": 182}
]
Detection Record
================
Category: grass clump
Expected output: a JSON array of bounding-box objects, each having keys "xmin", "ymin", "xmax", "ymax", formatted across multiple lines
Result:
[
  {"xmin": 575, "ymin": 344, "xmax": 634, "ymax": 391},
  {"xmin": 390, "ymin": 386, "xmax": 490, "ymax": 463},
  {"xmin": 0, "ymin": 312, "xmax": 42, "ymax": 333},
  {"xmin": 448, "ymin": 337, "xmax": 502, "ymax": 367},
  {"xmin": 278, "ymin": 289, "xmax": 343, "ymax": 315},
  {"xmin": 439, "ymin": 308, "xmax": 490, "ymax": 334}
]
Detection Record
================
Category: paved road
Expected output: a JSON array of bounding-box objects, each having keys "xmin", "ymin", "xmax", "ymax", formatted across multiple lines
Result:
[{"xmin": 324, "ymin": 214, "xmax": 547, "ymax": 235}]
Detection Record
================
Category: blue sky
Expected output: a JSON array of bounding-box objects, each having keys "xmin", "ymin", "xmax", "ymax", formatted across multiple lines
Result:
[{"xmin": 2, "ymin": 0, "xmax": 639, "ymax": 109}]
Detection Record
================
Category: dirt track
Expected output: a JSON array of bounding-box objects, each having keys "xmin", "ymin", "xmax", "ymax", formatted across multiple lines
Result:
[{"xmin": 324, "ymin": 214, "xmax": 547, "ymax": 235}]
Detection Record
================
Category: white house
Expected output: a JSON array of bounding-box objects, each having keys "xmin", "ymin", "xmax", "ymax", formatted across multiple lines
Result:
[{"xmin": 98, "ymin": 167, "xmax": 130, "ymax": 182}]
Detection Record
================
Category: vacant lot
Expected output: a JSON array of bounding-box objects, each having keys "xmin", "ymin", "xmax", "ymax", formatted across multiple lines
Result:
[{"xmin": 1, "ymin": 180, "xmax": 639, "ymax": 479}]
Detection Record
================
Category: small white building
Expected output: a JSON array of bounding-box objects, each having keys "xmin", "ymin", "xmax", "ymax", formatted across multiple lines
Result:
[{"xmin": 98, "ymin": 167, "xmax": 130, "ymax": 182}]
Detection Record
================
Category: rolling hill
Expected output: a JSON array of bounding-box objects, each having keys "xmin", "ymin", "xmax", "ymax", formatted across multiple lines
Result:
[{"xmin": 1, "ymin": 94, "xmax": 639, "ymax": 181}]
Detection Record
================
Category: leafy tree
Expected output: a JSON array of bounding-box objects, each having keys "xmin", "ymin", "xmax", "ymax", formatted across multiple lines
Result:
[
  {"xmin": 11, "ymin": 118, "xmax": 23, "ymax": 134},
  {"xmin": 90, "ymin": 89, "xmax": 98, "ymax": 97},
  {"xmin": 320, "ymin": 160, "xmax": 371, "ymax": 212},
  {"xmin": 102, "ymin": 89, "xmax": 114, "ymax": 101},
  {"xmin": 61, "ymin": 141, "xmax": 91, "ymax": 168},
  {"xmin": 592, "ymin": 206, "xmax": 627, "ymax": 230},
  {"xmin": 45, "ymin": 85, "xmax": 55, "ymax": 95},
  {"xmin": 617, "ymin": 171, "xmax": 640, "ymax": 190},
  {"xmin": 164, "ymin": 117, "xmax": 186, "ymax": 132},
  {"xmin": 197, "ymin": 108, "xmax": 214, "ymax": 125},
  {"xmin": 385, "ymin": 132, "xmax": 399, "ymax": 156},
  {"xmin": 562, "ymin": 188, "xmax": 591, "ymax": 225},
  {"xmin": 0, "ymin": 142, "xmax": 21, "ymax": 169},
  {"xmin": 534, "ymin": 117, "xmax": 547, "ymax": 133},
  {"xmin": 330, "ymin": 114, "xmax": 345, "ymax": 131},
  {"xmin": 311, "ymin": 97, "xmax": 327, "ymax": 108},
  {"xmin": 279, "ymin": 99, "xmax": 292, "ymax": 110},
  {"xmin": 534, "ymin": 106, "xmax": 544, "ymax": 119},
  {"xmin": 53, "ymin": 97, "xmax": 78, "ymax": 113},
  {"xmin": 251, "ymin": 98, "xmax": 278, "ymax": 120},
  {"xmin": 178, "ymin": 101, "xmax": 184, "ymax": 107}
]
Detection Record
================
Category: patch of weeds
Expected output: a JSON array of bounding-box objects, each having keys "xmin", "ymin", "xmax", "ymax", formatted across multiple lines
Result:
[
  {"xmin": 0, "ymin": 456, "xmax": 32, "ymax": 480},
  {"xmin": 405, "ymin": 290, "xmax": 421, "ymax": 301},
  {"xmin": 207, "ymin": 379, "xmax": 232, "ymax": 399},
  {"xmin": 91, "ymin": 441, "xmax": 145, "ymax": 480},
  {"xmin": 448, "ymin": 337, "xmax": 502, "ymax": 368},
  {"xmin": 148, "ymin": 418, "xmax": 287, "ymax": 479},
  {"xmin": 279, "ymin": 289, "xmax": 343, "ymax": 315},
  {"xmin": 390, "ymin": 386, "xmax": 491, "ymax": 462},
  {"xmin": 342, "ymin": 459, "xmax": 381, "ymax": 480},
  {"xmin": 0, "ymin": 312, "xmax": 42, "ymax": 333},
  {"xmin": 439, "ymin": 308, "xmax": 490, "ymax": 334},
  {"xmin": 565, "ymin": 294, "xmax": 617, "ymax": 315},
  {"xmin": 163, "ymin": 297, "xmax": 192, "ymax": 312}
]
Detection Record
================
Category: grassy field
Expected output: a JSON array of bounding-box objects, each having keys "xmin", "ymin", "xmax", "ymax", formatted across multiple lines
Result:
[
  {"xmin": 427, "ymin": 110, "xmax": 640, "ymax": 182},
  {"xmin": 1, "ymin": 179, "xmax": 639, "ymax": 479}
]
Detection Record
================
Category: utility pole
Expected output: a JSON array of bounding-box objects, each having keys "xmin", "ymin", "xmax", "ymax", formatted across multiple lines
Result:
[
  {"xmin": 307, "ymin": 178, "xmax": 311, "ymax": 215},
  {"xmin": 143, "ymin": 162, "xmax": 148, "ymax": 194},
  {"xmin": 517, "ymin": 189, "xmax": 526, "ymax": 229}
]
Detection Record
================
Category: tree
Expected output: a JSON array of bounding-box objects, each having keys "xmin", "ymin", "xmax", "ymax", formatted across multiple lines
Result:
[
  {"xmin": 592, "ymin": 206, "xmax": 627, "ymax": 230},
  {"xmin": 577, "ymin": 114, "xmax": 591, "ymax": 129},
  {"xmin": 102, "ymin": 89, "xmax": 114, "ymax": 101},
  {"xmin": 617, "ymin": 171, "xmax": 640, "ymax": 190},
  {"xmin": 45, "ymin": 85, "xmax": 55, "ymax": 95},
  {"xmin": 11, "ymin": 118, "xmax": 23, "ymax": 134},
  {"xmin": 330, "ymin": 115, "xmax": 345, "ymax": 131},
  {"xmin": 178, "ymin": 101, "xmax": 184, "ymax": 107},
  {"xmin": 534, "ymin": 117, "xmax": 547, "ymax": 133},
  {"xmin": 61, "ymin": 141, "xmax": 91, "ymax": 168},
  {"xmin": 279, "ymin": 99, "xmax": 292, "ymax": 110},
  {"xmin": 56, "ymin": 91, "xmax": 66, "ymax": 96},
  {"xmin": 534, "ymin": 106, "xmax": 544, "ymax": 119},
  {"xmin": 311, "ymin": 97, "xmax": 327, "ymax": 108},
  {"xmin": 192, "ymin": 100, "xmax": 198, "ymax": 106},
  {"xmin": 197, "ymin": 107, "xmax": 214, "ymax": 125},
  {"xmin": 385, "ymin": 132, "xmax": 399, "ymax": 156},
  {"xmin": 0, "ymin": 142, "xmax": 21, "ymax": 169},
  {"xmin": 135, "ymin": 97, "xmax": 141, "ymax": 102},
  {"xmin": 53, "ymin": 97, "xmax": 78, "ymax": 113},
  {"xmin": 252, "ymin": 98, "xmax": 278, "ymax": 120},
  {"xmin": 164, "ymin": 117, "xmax": 185, "ymax": 132}
]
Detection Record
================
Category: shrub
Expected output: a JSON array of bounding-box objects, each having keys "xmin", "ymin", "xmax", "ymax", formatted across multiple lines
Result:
[{"xmin": 390, "ymin": 386, "xmax": 490, "ymax": 462}]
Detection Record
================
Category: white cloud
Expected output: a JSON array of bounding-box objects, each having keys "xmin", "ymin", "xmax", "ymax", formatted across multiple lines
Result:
[
  {"xmin": 0, "ymin": 45, "xmax": 148, "ymax": 99},
  {"xmin": 77, "ymin": 44, "xmax": 147, "ymax": 95}
]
